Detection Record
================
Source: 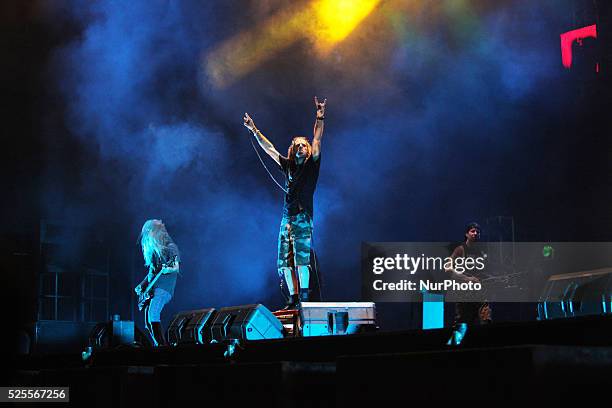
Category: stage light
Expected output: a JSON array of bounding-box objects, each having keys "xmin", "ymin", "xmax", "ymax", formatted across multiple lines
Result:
[
  {"xmin": 205, "ymin": 0, "xmax": 381, "ymax": 88},
  {"xmin": 312, "ymin": 0, "xmax": 381, "ymax": 51}
]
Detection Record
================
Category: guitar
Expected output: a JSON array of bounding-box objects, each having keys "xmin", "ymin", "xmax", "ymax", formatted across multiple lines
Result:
[{"xmin": 136, "ymin": 255, "xmax": 178, "ymax": 311}]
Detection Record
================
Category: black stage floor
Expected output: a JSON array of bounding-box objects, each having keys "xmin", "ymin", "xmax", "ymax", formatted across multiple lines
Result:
[{"xmin": 10, "ymin": 315, "xmax": 612, "ymax": 407}]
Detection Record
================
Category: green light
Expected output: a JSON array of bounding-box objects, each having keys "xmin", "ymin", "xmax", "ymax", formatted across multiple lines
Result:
[{"xmin": 542, "ymin": 245, "xmax": 554, "ymax": 258}]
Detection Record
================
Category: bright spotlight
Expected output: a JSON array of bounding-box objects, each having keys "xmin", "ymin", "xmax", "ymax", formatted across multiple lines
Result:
[
  {"xmin": 205, "ymin": 0, "xmax": 381, "ymax": 88},
  {"xmin": 312, "ymin": 0, "xmax": 381, "ymax": 49}
]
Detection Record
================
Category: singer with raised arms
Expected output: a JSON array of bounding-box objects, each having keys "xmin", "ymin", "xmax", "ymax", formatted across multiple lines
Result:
[{"xmin": 243, "ymin": 97, "xmax": 326, "ymax": 309}]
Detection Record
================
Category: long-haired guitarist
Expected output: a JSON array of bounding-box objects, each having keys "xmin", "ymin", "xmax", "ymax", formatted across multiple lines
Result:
[{"xmin": 134, "ymin": 219, "xmax": 180, "ymax": 346}]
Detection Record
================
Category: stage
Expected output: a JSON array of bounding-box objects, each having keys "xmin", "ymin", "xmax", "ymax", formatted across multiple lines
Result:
[
  {"xmin": 10, "ymin": 315, "xmax": 612, "ymax": 407},
  {"xmin": 4, "ymin": 0, "xmax": 612, "ymax": 406}
]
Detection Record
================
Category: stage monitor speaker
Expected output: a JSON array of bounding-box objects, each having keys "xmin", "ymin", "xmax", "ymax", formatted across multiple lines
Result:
[
  {"xmin": 301, "ymin": 302, "xmax": 377, "ymax": 336},
  {"xmin": 210, "ymin": 304, "xmax": 283, "ymax": 342},
  {"xmin": 167, "ymin": 308, "xmax": 217, "ymax": 345},
  {"xmin": 538, "ymin": 267, "xmax": 612, "ymax": 320}
]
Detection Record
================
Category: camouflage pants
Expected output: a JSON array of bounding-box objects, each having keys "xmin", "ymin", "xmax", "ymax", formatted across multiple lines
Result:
[{"xmin": 277, "ymin": 212, "xmax": 313, "ymax": 271}]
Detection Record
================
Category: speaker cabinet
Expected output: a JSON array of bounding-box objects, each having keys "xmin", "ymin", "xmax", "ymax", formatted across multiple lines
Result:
[
  {"xmin": 167, "ymin": 308, "xmax": 217, "ymax": 345},
  {"xmin": 538, "ymin": 267, "xmax": 612, "ymax": 319},
  {"xmin": 210, "ymin": 304, "xmax": 283, "ymax": 342}
]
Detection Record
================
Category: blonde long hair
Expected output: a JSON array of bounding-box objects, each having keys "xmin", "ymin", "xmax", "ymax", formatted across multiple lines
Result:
[{"xmin": 140, "ymin": 219, "xmax": 172, "ymax": 268}]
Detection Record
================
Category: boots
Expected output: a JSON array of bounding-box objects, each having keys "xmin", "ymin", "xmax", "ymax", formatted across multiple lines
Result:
[
  {"xmin": 283, "ymin": 294, "xmax": 300, "ymax": 310},
  {"xmin": 150, "ymin": 322, "xmax": 167, "ymax": 347}
]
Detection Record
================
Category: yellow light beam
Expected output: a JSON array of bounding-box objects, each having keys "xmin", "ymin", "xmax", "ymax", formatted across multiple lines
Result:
[
  {"xmin": 205, "ymin": 0, "xmax": 381, "ymax": 88},
  {"xmin": 311, "ymin": 0, "xmax": 380, "ymax": 48}
]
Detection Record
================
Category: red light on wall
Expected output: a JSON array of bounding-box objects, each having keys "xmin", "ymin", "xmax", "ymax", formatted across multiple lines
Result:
[{"xmin": 560, "ymin": 24, "xmax": 597, "ymax": 69}]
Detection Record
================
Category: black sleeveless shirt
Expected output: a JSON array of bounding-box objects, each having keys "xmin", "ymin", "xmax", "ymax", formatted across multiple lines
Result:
[{"xmin": 278, "ymin": 153, "xmax": 321, "ymax": 218}]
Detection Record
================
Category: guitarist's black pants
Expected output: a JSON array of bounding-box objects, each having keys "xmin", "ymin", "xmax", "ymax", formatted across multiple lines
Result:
[{"xmin": 144, "ymin": 288, "xmax": 172, "ymax": 346}]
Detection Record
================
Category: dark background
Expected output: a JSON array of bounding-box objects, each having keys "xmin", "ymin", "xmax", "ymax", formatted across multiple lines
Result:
[{"xmin": 2, "ymin": 0, "xmax": 611, "ymax": 342}]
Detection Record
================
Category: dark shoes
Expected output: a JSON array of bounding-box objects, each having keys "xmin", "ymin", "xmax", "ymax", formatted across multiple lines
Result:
[
  {"xmin": 283, "ymin": 289, "xmax": 310, "ymax": 310},
  {"xmin": 283, "ymin": 294, "xmax": 300, "ymax": 310},
  {"xmin": 150, "ymin": 322, "xmax": 167, "ymax": 347}
]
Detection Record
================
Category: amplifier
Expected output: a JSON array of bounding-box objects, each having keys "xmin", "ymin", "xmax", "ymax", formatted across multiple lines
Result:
[
  {"xmin": 300, "ymin": 302, "xmax": 377, "ymax": 336},
  {"xmin": 538, "ymin": 267, "xmax": 612, "ymax": 319}
]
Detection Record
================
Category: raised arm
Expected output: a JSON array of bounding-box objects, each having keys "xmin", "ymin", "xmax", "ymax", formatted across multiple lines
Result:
[
  {"xmin": 312, "ymin": 96, "xmax": 326, "ymax": 161},
  {"xmin": 243, "ymin": 112, "xmax": 281, "ymax": 166}
]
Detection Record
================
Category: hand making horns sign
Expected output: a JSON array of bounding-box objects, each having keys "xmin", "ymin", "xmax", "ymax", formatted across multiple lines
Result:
[{"xmin": 315, "ymin": 96, "xmax": 326, "ymax": 119}]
